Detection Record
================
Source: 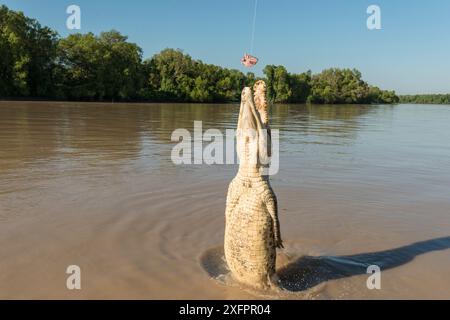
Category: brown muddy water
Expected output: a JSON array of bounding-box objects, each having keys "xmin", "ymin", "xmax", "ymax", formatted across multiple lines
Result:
[{"xmin": 0, "ymin": 101, "xmax": 449, "ymax": 299}]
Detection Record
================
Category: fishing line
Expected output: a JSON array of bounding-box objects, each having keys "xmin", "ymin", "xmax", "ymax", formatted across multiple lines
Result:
[
  {"xmin": 250, "ymin": 0, "xmax": 258, "ymax": 54},
  {"xmin": 241, "ymin": 0, "xmax": 259, "ymax": 68}
]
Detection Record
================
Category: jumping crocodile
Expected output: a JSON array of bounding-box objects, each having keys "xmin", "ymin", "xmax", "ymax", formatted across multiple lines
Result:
[{"xmin": 224, "ymin": 86, "xmax": 283, "ymax": 290}]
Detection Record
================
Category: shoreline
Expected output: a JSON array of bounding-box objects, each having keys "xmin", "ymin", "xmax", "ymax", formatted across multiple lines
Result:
[
  {"xmin": 1, "ymin": 99, "xmax": 450, "ymax": 106},
  {"xmin": 0, "ymin": 99, "xmax": 429, "ymax": 106}
]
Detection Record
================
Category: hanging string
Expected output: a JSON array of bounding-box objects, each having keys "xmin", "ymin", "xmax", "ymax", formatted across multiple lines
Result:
[{"xmin": 250, "ymin": 0, "xmax": 258, "ymax": 54}]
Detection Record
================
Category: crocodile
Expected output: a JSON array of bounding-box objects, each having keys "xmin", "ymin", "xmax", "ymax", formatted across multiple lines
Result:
[{"xmin": 224, "ymin": 87, "xmax": 283, "ymax": 290}]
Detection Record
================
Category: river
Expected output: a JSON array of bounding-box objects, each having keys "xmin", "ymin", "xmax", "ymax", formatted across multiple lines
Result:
[{"xmin": 0, "ymin": 101, "xmax": 449, "ymax": 299}]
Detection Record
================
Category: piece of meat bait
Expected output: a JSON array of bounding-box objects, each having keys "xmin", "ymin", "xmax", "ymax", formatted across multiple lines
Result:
[{"xmin": 241, "ymin": 54, "xmax": 258, "ymax": 67}]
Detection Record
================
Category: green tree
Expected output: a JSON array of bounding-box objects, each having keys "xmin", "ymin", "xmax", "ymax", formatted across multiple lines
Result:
[
  {"xmin": 0, "ymin": 5, "xmax": 58, "ymax": 97},
  {"xmin": 263, "ymin": 65, "xmax": 292, "ymax": 103},
  {"xmin": 263, "ymin": 65, "xmax": 276, "ymax": 102},
  {"xmin": 399, "ymin": 94, "xmax": 449, "ymax": 104},
  {"xmin": 273, "ymin": 66, "xmax": 292, "ymax": 102},
  {"xmin": 57, "ymin": 30, "xmax": 143, "ymax": 100},
  {"xmin": 145, "ymin": 48, "xmax": 196, "ymax": 101},
  {"xmin": 142, "ymin": 49, "xmax": 247, "ymax": 102},
  {"xmin": 289, "ymin": 71, "xmax": 311, "ymax": 103},
  {"xmin": 309, "ymin": 68, "xmax": 370, "ymax": 104},
  {"xmin": 190, "ymin": 76, "xmax": 210, "ymax": 102}
]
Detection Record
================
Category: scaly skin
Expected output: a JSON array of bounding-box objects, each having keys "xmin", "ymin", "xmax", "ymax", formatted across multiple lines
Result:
[
  {"xmin": 224, "ymin": 87, "xmax": 282, "ymax": 290},
  {"xmin": 253, "ymin": 80, "xmax": 269, "ymax": 126}
]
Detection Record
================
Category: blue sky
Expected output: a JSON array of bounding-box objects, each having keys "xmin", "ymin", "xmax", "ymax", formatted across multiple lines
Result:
[{"xmin": 2, "ymin": 0, "xmax": 449, "ymax": 94}]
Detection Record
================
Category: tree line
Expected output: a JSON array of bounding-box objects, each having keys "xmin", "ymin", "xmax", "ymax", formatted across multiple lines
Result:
[
  {"xmin": 399, "ymin": 94, "xmax": 450, "ymax": 105},
  {"xmin": 1, "ymin": 5, "xmax": 399, "ymax": 104}
]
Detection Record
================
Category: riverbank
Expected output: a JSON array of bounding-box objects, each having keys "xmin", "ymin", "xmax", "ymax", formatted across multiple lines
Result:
[
  {"xmin": 2, "ymin": 5, "xmax": 398, "ymax": 105},
  {"xmin": 2, "ymin": 98, "xmax": 450, "ymax": 106},
  {"xmin": 399, "ymin": 94, "xmax": 450, "ymax": 105},
  {"xmin": 0, "ymin": 97, "xmax": 404, "ymax": 107}
]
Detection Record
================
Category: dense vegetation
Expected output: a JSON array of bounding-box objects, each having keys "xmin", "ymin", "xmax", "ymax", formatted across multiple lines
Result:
[
  {"xmin": 1, "ymin": 5, "xmax": 401, "ymax": 104},
  {"xmin": 0, "ymin": 5, "xmax": 58, "ymax": 97},
  {"xmin": 399, "ymin": 94, "xmax": 450, "ymax": 105}
]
